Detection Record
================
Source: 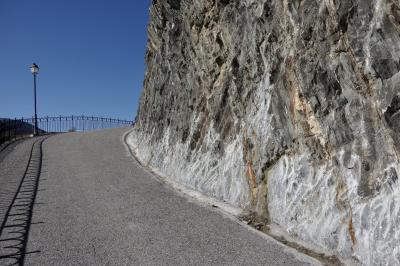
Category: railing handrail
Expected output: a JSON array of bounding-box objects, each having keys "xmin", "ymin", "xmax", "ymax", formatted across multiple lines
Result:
[{"xmin": 5, "ymin": 115, "xmax": 133, "ymax": 123}]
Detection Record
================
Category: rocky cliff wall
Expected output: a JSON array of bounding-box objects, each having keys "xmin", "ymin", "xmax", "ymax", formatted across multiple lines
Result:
[{"xmin": 128, "ymin": 0, "xmax": 400, "ymax": 264}]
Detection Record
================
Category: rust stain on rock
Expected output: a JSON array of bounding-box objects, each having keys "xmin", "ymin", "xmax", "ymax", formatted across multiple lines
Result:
[
  {"xmin": 247, "ymin": 162, "xmax": 258, "ymax": 201},
  {"xmin": 335, "ymin": 171, "xmax": 357, "ymax": 248},
  {"xmin": 247, "ymin": 162, "xmax": 257, "ymax": 189},
  {"xmin": 348, "ymin": 210, "xmax": 357, "ymax": 247}
]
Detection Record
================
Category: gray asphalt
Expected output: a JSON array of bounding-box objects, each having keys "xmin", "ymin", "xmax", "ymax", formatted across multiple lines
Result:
[{"xmin": 0, "ymin": 128, "xmax": 320, "ymax": 265}]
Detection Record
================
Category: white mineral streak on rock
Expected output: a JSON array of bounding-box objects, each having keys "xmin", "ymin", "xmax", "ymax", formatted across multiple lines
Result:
[
  {"xmin": 129, "ymin": 123, "xmax": 250, "ymax": 208},
  {"xmin": 266, "ymin": 148, "xmax": 400, "ymax": 264},
  {"xmin": 364, "ymin": 0, "xmax": 384, "ymax": 75}
]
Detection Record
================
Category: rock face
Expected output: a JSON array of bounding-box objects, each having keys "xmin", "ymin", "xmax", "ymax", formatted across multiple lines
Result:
[{"xmin": 129, "ymin": 0, "xmax": 400, "ymax": 264}]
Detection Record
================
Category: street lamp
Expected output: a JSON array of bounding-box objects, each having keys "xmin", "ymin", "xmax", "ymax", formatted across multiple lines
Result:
[{"xmin": 29, "ymin": 63, "xmax": 39, "ymax": 135}]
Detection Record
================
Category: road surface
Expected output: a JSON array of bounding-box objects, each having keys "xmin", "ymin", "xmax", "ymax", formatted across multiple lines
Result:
[{"xmin": 0, "ymin": 128, "xmax": 320, "ymax": 265}]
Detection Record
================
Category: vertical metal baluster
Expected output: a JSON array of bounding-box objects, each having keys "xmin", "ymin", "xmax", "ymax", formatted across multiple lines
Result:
[{"xmin": 7, "ymin": 119, "xmax": 10, "ymax": 141}]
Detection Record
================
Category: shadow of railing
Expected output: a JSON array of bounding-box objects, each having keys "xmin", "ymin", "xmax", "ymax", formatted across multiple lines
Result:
[{"xmin": 0, "ymin": 136, "xmax": 47, "ymax": 265}]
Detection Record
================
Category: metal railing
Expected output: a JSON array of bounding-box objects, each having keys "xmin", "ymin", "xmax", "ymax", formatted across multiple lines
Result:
[{"xmin": 0, "ymin": 115, "xmax": 133, "ymax": 146}]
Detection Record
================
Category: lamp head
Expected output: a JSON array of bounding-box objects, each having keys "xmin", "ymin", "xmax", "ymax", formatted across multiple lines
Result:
[{"xmin": 30, "ymin": 63, "xmax": 39, "ymax": 74}]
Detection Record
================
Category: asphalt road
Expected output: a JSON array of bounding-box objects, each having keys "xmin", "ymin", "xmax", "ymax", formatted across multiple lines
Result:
[{"xmin": 0, "ymin": 128, "xmax": 320, "ymax": 265}]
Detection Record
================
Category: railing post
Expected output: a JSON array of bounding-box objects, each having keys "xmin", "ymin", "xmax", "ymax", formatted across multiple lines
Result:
[
  {"xmin": 7, "ymin": 119, "xmax": 11, "ymax": 141},
  {"xmin": 0, "ymin": 121, "xmax": 3, "ymax": 145},
  {"xmin": 14, "ymin": 118, "xmax": 17, "ymax": 140}
]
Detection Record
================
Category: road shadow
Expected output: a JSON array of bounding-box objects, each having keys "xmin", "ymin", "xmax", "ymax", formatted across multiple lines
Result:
[
  {"xmin": 0, "ymin": 139, "xmax": 26, "ymax": 166},
  {"xmin": 0, "ymin": 137, "xmax": 47, "ymax": 265}
]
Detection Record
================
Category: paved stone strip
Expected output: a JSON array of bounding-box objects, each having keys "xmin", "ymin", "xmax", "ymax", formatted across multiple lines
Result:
[{"xmin": 0, "ymin": 136, "xmax": 48, "ymax": 265}]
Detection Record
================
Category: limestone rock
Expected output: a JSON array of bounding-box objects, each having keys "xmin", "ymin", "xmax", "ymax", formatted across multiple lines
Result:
[{"xmin": 130, "ymin": 0, "xmax": 400, "ymax": 264}]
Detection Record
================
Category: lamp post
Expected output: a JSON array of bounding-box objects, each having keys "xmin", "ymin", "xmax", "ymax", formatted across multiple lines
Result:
[{"xmin": 29, "ymin": 63, "xmax": 39, "ymax": 135}]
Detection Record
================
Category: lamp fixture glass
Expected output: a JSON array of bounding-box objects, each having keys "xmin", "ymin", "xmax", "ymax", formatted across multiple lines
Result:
[{"xmin": 30, "ymin": 63, "xmax": 39, "ymax": 74}]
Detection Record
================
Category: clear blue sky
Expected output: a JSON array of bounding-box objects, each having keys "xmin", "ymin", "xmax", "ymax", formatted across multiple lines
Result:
[{"xmin": 0, "ymin": 0, "xmax": 151, "ymax": 121}]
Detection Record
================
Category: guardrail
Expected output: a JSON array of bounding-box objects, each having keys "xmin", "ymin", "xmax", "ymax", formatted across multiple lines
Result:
[{"xmin": 0, "ymin": 115, "xmax": 133, "ymax": 146}]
